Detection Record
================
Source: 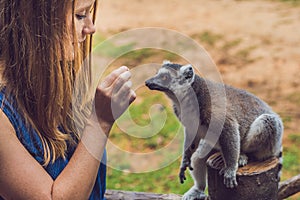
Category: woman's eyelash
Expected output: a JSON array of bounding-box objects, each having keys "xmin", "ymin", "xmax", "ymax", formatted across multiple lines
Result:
[{"xmin": 75, "ymin": 14, "xmax": 86, "ymax": 20}]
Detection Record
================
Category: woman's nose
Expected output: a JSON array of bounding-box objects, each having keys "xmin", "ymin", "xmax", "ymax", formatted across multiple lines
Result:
[{"xmin": 83, "ymin": 18, "xmax": 96, "ymax": 35}]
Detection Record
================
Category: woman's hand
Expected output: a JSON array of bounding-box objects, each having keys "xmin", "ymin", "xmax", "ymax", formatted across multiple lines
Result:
[{"xmin": 93, "ymin": 66, "xmax": 136, "ymax": 134}]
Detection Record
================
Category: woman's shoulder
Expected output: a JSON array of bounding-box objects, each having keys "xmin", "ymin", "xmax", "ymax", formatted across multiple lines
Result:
[
  {"xmin": 0, "ymin": 84, "xmax": 16, "ymax": 134},
  {"xmin": 0, "ymin": 88, "xmax": 21, "ymax": 131},
  {"xmin": 0, "ymin": 87, "xmax": 16, "ymax": 143},
  {"xmin": 0, "ymin": 109, "xmax": 18, "ymax": 148}
]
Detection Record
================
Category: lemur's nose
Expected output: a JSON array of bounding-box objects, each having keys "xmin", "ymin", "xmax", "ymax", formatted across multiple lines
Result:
[{"xmin": 145, "ymin": 79, "xmax": 151, "ymax": 87}]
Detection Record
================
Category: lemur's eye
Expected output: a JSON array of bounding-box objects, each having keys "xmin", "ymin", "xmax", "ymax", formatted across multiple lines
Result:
[{"xmin": 161, "ymin": 74, "xmax": 170, "ymax": 82}]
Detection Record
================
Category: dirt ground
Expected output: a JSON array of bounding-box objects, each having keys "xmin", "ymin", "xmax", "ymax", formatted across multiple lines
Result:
[{"xmin": 97, "ymin": 0, "xmax": 300, "ymax": 142}]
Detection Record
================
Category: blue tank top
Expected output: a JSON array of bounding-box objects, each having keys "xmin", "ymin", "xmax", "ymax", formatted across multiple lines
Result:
[{"xmin": 0, "ymin": 89, "xmax": 106, "ymax": 200}]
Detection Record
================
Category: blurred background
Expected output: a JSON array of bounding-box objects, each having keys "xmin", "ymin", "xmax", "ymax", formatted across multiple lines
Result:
[{"xmin": 93, "ymin": 0, "xmax": 300, "ymax": 199}]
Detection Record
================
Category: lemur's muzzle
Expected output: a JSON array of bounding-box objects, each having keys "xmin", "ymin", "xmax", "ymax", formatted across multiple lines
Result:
[
  {"xmin": 145, "ymin": 79, "xmax": 156, "ymax": 90},
  {"xmin": 145, "ymin": 77, "xmax": 169, "ymax": 92}
]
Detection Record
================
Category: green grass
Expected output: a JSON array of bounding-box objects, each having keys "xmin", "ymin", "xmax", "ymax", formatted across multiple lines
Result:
[
  {"xmin": 192, "ymin": 31, "xmax": 223, "ymax": 47},
  {"xmin": 286, "ymin": 92, "xmax": 300, "ymax": 105},
  {"xmin": 288, "ymin": 133, "xmax": 300, "ymax": 143},
  {"xmin": 282, "ymin": 145, "xmax": 300, "ymax": 173},
  {"xmin": 281, "ymin": 133, "xmax": 300, "ymax": 200},
  {"xmin": 277, "ymin": 0, "xmax": 300, "ymax": 5},
  {"xmin": 222, "ymin": 39, "xmax": 243, "ymax": 51},
  {"xmin": 235, "ymin": 45, "xmax": 257, "ymax": 64},
  {"xmin": 107, "ymin": 159, "xmax": 194, "ymax": 194},
  {"xmin": 282, "ymin": 133, "xmax": 300, "ymax": 177},
  {"xmin": 109, "ymin": 90, "xmax": 182, "ymax": 152}
]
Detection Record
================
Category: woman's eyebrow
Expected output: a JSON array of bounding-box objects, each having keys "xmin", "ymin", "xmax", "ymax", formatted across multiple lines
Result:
[{"xmin": 75, "ymin": 2, "xmax": 94, "ymax": 12}]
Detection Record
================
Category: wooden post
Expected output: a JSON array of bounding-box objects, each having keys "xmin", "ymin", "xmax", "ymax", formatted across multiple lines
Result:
[{"xmin": 207, "ymin": 153, "xmax": 280, "ymax": 200}]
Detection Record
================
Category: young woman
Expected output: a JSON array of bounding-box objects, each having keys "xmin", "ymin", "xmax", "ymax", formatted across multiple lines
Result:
[{"xmin": 0, "ymin": 0, "xmax": 136, "ymax": 199}]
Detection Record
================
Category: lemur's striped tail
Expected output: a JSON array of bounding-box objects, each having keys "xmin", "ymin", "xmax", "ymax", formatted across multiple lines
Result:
[{"xmin": 277, "ymin": 147, "xmax": 283, "ymax": 186}]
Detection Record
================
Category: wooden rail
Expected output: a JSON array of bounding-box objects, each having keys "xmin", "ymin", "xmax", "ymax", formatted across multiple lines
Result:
[{"xmin": 105, "ymin": 190, "xmax": 182, "ymax": 200}]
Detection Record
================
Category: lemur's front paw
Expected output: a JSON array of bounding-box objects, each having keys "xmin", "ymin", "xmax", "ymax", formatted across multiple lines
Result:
[
  {"xmin": 179, "ymin": 159, "xmax": 193, "ymax": 184},
  {"xmin": 238, "ymin": 154, "xmax": 248, "ymax": 167},
  {"xmin": 219, "ymin": 167, "xmax": 238, "ymax": 188},
  {"xmin": 179, "ymin": 167, "xmax": 187, "ymax": 184},
  {"xmin": 182, "ymin": 186, "xmax": 207, "ymax": 200}
]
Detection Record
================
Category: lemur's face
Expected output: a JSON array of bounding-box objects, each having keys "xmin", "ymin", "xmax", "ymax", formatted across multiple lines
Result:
[{"xmin": 145, "ymin": 62, "xmax": 195, "ymax": 93}]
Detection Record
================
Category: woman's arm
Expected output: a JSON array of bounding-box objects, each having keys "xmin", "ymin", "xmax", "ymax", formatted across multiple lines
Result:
[
  {"xmin": 0, "ymin": 66, "xmax": 136, "ymax": 199},
  {"xmin": 0, "ymin": 110, "xmax": 54, "ymax": 199}
]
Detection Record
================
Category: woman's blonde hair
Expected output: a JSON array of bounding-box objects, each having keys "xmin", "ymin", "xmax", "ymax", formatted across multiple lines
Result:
[{"xmin": 0, "ymin": 0, "xmax": 98, "ymax": 165}]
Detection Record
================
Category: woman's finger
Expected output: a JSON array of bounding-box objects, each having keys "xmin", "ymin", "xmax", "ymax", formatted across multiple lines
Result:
[
  {"xmin": 100, "ymin": 66, "xmax": 129, "ymax": 88},
  {"xmin": 111, "ymin": 70, "xmax": 132, "ymax": 94},
  {"xmin": 110, "ymin": 88, "xmax": 136, "ymax": 119},
  {"xmin": 113, "ymin": 80, "xmax": 132, "ymax": 98},
  {"xmin": 112, "ymin": 81, "xmax": 133, "ymax": 108}
]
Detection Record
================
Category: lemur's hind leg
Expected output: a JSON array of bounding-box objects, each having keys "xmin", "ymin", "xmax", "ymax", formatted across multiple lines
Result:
[
  {"xmin": 243, "ymin": 114, "xmax": 283, "ymax": 160},
  {"xmin": 182, "ymin": 141, "xmax": 215, "ymax": 200},
  {"xmin": 218, "ymin": 120, "xmax": 240, "ymax": 188},
  {"xmin": 182, "ymin": 157, "xmax": 207, "ymax": 200}
]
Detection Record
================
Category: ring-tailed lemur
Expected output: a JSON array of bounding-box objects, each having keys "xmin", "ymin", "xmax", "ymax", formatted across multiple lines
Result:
[{"xmin": 145, "ymin": 61, "xmax": 283, "ymax": 200}]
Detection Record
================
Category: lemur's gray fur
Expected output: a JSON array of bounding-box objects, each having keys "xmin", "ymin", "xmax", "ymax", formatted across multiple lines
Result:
[{"xmin": 145, "ymin": 62, "xmax": 283, "ymax": 200}]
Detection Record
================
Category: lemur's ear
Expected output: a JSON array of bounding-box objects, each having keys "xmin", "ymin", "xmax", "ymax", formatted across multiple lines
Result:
[
  {"xmin": 163, "ymin": 60, "xmax": 172, "ymax": 65},
  {"xmin": 181, "ymin": 64, "xmax": 194, "ymax": 79}
]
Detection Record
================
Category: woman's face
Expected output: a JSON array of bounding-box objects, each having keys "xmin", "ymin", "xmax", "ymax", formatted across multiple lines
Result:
[
  {"xmin": 65, "ymin": 0, "xmax": 96, "ymax": 59},
  {"xmin": 74, "ymin": 0, "xmax": 96, "ymax": 42}
]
